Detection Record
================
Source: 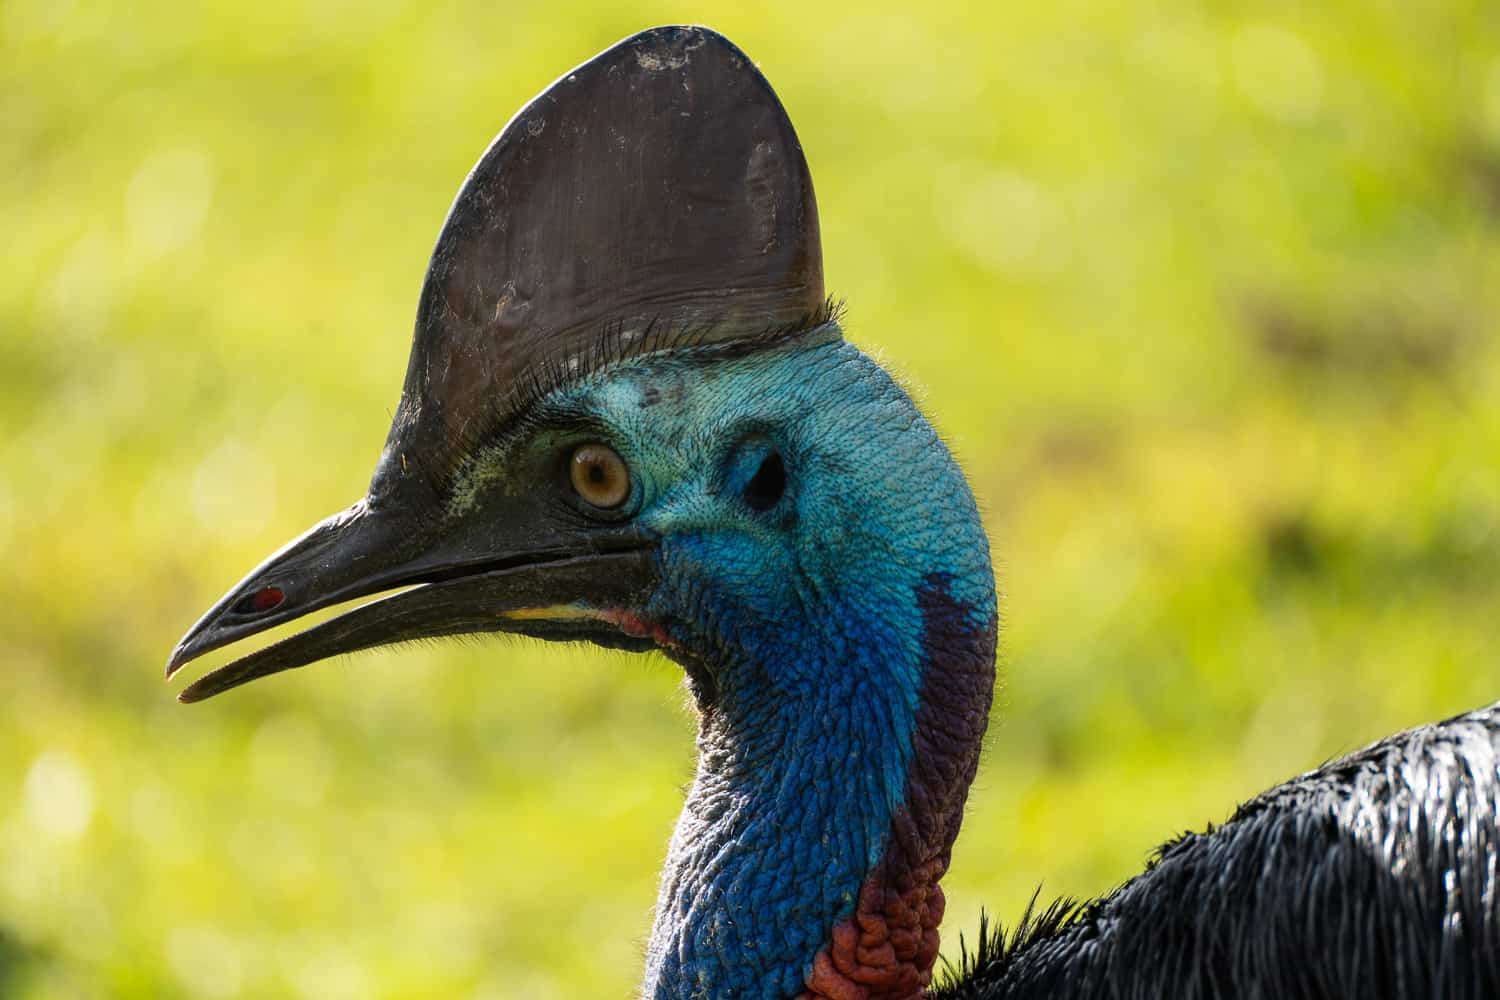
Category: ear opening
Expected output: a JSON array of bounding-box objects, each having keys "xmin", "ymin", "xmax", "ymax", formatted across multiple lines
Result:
[{"xmin": 743, "ymin": 451, "xmax": 787, "ymax": 512}]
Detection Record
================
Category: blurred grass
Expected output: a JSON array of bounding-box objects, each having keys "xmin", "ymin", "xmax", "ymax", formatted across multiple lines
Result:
[{"xmin": 3, "ymin": 0, "xmax": 1500, "ymax": 996}]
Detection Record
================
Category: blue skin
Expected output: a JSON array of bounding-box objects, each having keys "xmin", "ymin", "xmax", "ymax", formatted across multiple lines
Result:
[{"xmin": 523, "ymin": 332, "xmax": 995, "ymax": 998}]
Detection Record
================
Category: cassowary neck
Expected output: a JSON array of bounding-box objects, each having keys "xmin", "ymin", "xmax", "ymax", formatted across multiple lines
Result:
[{"xmin": 639, "ymin": 342, "xmax": 997, "ymax": 1000}]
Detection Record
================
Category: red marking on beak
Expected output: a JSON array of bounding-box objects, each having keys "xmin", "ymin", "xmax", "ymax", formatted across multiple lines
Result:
[{"xmin": 245, "ymin": 587, "xmax": 285, "ymax": 613}]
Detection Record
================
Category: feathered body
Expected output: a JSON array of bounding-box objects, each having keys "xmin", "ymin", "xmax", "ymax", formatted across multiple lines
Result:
[{"xmin": 938, "ymin": 706, "xmax": 1500, "ymax": 999}]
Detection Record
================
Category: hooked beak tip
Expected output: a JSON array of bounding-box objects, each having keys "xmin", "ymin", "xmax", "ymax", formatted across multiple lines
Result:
[
  {"xmin": 164, "ymin": 642, "xmax": 193, "ymax": 680},
  {"xmin": 164, "ymin": 619, "xmax": 225, "ymax": 680}
]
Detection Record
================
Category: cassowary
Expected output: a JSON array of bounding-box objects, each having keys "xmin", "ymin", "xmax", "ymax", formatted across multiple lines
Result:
[{"xmin": 167, "ymin": 26, "xmax": 1500, "ymax": 999}]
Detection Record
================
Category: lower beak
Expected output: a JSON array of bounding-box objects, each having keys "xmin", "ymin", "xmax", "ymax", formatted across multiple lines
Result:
[{"xmin": 166, "ymin": 500, "xmax": 658, "ymax": 702}]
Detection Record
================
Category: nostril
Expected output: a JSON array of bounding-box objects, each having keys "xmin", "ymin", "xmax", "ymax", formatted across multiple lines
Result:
[{"xmin": 235, "ymin": 586, "xmax": 286, "ymax": 615}]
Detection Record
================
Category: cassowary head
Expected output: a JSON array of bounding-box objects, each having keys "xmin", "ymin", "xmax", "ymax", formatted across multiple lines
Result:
[{"xmin": 170, "ymin": 26, "xmax": 996, "ymax": 1000}]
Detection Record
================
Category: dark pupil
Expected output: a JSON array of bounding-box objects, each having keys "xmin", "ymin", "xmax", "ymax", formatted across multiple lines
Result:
[
  {"xmin": 743, "ymin": 451, "xmax": 786, "ymax": 512},
  {"xmin": 588, "ymin": 463, "xmax": 607, "ymax": 484}
]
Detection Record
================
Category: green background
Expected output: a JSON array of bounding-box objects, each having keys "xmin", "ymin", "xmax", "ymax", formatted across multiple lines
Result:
[{"xmin": 5, "ymin": 1, "xmax": 1500, "ymax": 996}]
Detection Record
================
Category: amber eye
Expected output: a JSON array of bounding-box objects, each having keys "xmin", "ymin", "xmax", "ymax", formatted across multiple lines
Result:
[{"xmin": 569, "ymin": 443, "xmax": 630, "ymax": 509}]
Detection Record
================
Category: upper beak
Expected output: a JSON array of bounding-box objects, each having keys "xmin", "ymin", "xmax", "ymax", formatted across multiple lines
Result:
[{"xmin": 166, "ymin": 497, "xmax": 658, "ymax": 703}]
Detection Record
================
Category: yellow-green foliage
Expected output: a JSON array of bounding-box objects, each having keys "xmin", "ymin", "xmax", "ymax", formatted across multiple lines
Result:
[{"xmin": 4, "ymin": 1, "xmax": 1500, "ymax": 996}]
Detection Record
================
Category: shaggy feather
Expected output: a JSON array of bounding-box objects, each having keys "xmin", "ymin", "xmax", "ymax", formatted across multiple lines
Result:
[{"xmin": 934, "ymin": 705, "xmax": 1500, "ymax": 998}]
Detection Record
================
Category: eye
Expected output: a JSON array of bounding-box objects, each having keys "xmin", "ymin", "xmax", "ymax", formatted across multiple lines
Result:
[{"xmin": 569, "ymin": 443, "xmax": 630, "ymax": 509}]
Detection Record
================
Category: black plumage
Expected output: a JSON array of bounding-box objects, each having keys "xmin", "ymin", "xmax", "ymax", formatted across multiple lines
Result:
[{"xmin": 937, "ymin": 705, "xmax": 1500, "ymax": 999}]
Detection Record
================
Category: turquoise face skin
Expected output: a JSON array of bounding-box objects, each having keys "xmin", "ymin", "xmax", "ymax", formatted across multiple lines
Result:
[{"xmin": 482, "ymin": 331, "xmax": 996, "ymax": 998}]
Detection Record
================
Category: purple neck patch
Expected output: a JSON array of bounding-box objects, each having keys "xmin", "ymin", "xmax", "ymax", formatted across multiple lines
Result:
[{"xmin": 799, "ymin": 573, "xmax": 998, "ymax": 999}]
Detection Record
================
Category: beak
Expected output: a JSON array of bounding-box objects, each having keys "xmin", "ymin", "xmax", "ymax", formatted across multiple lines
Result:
[{"xmin": 166, "ymin": 497, "xmax": 658, "ymax": 703}]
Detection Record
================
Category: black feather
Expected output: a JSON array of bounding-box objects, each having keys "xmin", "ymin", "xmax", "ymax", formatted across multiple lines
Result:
[
  {"xmin": 933, "ymin": 893, "xmax": 1090, "ymax": 998},
  {"xmin": 939, "ymin": 704, "xmax": 1500, "ymax": 998}
]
